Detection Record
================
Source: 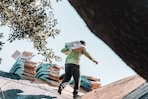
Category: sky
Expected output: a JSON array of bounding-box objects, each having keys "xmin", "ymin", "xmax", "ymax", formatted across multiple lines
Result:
[{"xmin": 0, "ymin": 0, "xmax": 136, "ymax": 86}]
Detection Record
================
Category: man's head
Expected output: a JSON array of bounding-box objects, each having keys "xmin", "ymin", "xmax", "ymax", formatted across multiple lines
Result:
[{"xmin": 80, "ymin": 40, "xmax": 86, "ymax": 46}]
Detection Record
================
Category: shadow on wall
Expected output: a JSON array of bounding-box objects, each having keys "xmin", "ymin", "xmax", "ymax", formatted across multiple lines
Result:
[{"xmin": 0, "ymin": 89, "xmax": 57, "ymax": 99}]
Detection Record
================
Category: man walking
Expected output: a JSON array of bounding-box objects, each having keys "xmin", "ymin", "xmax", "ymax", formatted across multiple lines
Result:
[{"xmin": 58, "ymin": 40, "xmax": 98, "ymax": 99}]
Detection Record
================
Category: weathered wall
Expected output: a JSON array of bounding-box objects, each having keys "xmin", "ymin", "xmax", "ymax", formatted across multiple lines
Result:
[{"xmin": 69, "ymin": 0, "xmax": 148, "ymax": 81}]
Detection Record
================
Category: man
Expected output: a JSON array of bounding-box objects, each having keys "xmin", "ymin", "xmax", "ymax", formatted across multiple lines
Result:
[{"xmin": 58, "ymin": 40, "xmax": 98, "ymax": 99}]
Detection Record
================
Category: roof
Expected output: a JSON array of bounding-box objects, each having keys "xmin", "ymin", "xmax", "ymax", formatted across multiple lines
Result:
[
  {"xmin": 0, "ymin": 71, "xmax": 146, "ymax": 99},
  {"xmin": 81, "ymin": 75, "xmax": 146, "ymax": 99},
  {"xmin": 123, "ymin": 82, "xmax": 148, "ymax": 99},
  {"xmin": 0, "ymin": 71, "xmax": 86, "ymax": 99}
]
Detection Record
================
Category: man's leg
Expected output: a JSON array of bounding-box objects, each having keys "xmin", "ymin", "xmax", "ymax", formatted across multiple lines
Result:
[
  {"xmin": 58, "ymin": 64, "xmax": 72, "ymax": 94},
  {"xmin": 72, "ymin": 65, "xmax": 80, "ymax": 98}
]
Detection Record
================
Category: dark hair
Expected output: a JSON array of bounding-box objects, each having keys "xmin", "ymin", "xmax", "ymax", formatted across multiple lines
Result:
[{"xmin": 80, "ymin": 40, "xmax": 86, "ymax": 45}]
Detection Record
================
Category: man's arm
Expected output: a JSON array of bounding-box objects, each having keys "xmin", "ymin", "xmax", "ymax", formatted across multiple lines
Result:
[
  {"xmin": 83, "ymin": 49, "xmax": 98, "ymax": 64},
  {"xmin": 61, "ymin": 47, "xmax": 69, "ymax": 53}
]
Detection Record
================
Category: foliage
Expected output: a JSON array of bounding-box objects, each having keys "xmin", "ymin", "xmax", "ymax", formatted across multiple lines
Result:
[
  {"xmin": 0, "ymin": 0, "xmax": 61, "ymax": 63},
  {"xmin": 0, "ymin": 33, "xmax": 4, "ymax": 50}
]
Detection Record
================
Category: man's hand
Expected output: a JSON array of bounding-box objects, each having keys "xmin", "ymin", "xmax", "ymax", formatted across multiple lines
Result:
[
  {"xmin": 93, "ymin": 60, "xmax": 98, "ymax": 64},
  {"xmin": 64, "ymin": 51, "xmax": 69, "ymax": 55}
]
